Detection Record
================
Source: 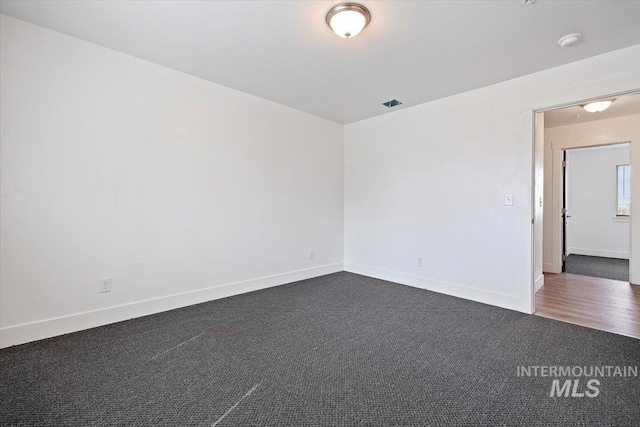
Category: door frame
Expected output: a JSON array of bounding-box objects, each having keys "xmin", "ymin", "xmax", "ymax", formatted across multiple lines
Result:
[
  {"xmin": 558, "ymin": 143, "xmax": 631, "ymax": 278},
  {"xmin": 562, "ymin": 149, "xmax": 567, "ymax": 273},
  {"xmin": 529, "ymin": 91, "xmax": 639, "ymax": 313},
  {"xmin": 521, "ymin": 73, "xmax": 640, "ymax": 315}
]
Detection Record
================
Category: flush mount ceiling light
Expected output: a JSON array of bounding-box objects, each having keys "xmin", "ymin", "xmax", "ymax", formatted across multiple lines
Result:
[
  {"xmin": 326, "ymin": 3, "xmax": 371, "ymax": 39},
  {"xmin": 582, "ymin": 99, "xmax": 614, "ymax": 113}
]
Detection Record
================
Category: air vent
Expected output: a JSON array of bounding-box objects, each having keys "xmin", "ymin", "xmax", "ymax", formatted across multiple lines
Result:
[{"xmin": 382, "ymin": 99, "xmax": 402, "ymax": 108}]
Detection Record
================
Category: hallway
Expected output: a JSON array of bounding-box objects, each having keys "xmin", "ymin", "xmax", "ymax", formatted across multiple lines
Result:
[
  {"xmin": 536, "ymin": 273, "xmax": 640, "ymax": 339},
  {"xmin": 564, "ymin": 254, "xmax": 629, "ymax": 282}
]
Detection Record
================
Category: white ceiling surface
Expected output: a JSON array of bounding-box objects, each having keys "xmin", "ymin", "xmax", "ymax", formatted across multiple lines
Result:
[
  {"xmin": 545, "ymin": 93, "xmax": 640, "ymax": 128},
  {"xmin": 1, "ymin": 1, "xmax": 640, "ymax": 124}
]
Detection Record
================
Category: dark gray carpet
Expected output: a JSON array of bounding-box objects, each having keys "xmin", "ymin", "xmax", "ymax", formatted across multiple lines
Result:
[
  {"xmin": 1, "ymin": 272, "xmax": 639, "ymax": 426},
  {"xmin": 565, "ymin": 254, "xmax": 630, "ymax": 281}
]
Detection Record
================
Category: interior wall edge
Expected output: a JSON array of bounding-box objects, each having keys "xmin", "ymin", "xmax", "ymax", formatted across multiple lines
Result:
[
  {"xmin": 534, "ymin": 275, "xmax": 545, "ymax": 293},
  {"xmin": 0, "ymin": 262, "xmax": 344, "ymax": 349},
  {"xmin": 344, "ymin": 263, "xmax": 527, "ymax": 314}
]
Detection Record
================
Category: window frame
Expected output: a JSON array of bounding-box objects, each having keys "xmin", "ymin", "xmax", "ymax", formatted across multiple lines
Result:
[{"xmin": 616, "ymin": 164, "xmax": 631, "ymax": 217}]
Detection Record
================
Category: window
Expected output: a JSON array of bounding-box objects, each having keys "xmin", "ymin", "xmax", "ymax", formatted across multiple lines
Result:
[{"xmin": 617, "ymin": 164, "xmax": 630, "ymax": 216}]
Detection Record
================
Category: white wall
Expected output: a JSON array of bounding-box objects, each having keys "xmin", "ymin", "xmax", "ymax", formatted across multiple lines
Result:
[
  {"xmin": 566, "ymin": 145, "xmax": 630, "ymax": 259},
  {"xmin": 534, "ymin": 113, "xmax": 544, "ymax": 292},
  {"xmin": 0, "ymin": 16, "xmax": 344, "ymax": 347},
  {"xmin": 543, "ymin": 115, "xmax": 640, "ymax": 277},
  {"xmin": 2, "ymin": 16, "xmax": 640, "ymax": 347},
  {"xmin": 344, "ymin": 45, "xmax": 640, "ymax": 312}
]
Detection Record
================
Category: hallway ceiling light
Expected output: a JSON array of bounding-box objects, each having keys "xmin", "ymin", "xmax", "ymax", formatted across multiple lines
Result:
[
  {"xmin": 582, "ymin": 100, "xmax": 614, "ymax": 113},
  {"xmin": 326, "ymin": 3, "xmax": 371, "ymax": 39}
]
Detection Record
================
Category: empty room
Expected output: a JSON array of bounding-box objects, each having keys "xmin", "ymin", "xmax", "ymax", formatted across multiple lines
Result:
[{"xmin": 1, "ymin": 1, "xmax": 639, "ymax": 426}]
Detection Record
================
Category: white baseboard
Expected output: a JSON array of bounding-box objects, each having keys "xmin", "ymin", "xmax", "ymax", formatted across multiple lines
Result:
[
  {"xmin": 343, "ymin": 263, "xmax": 527, "ymax": 313},
  {"xmin": 0, "ymin": 262, "xmax": 343, "ymax": 349},
  {"xmin": 534, "ymin": 274, "xmax": 545, "ymax": 293},
  {"xmin": 567, "ymin": 247, "xmax": 629, "ymax": 260}
]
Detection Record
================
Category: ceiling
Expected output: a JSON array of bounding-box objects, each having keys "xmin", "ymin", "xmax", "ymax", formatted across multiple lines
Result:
[
  {"xmin": 1, "ymin": 1, "xmax": 639, "ymax": 124},
  {"xmin": 545, "ymin": 93, "xmax": 640, "ymax": 128}
]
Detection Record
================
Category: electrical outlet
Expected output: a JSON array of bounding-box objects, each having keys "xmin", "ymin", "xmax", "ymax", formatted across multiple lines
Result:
[
  {"xmin": 99, "ymin": 277, "xmax": 112, "ymax": 293},
  {"xmin": 309, "ymin": 250, "xmax": 315, "ymax": 260},
  {"xmin": 417, "ymin": 257, "xmax": 424, "ymax": 267}
]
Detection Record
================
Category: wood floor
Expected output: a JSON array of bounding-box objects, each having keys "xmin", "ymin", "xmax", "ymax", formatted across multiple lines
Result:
[{"xmin": 535, "ymin": 273, "xmax": 640, "ymax": 339}]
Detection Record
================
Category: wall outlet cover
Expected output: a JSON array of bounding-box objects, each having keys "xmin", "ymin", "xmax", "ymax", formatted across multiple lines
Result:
[{"xmin": 99, "ymin": 277, "xmax": 112, "ymax": 293}]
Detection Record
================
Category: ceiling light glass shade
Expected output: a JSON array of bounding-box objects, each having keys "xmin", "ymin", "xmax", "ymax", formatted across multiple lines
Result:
[
  {"xmin": 582, "ymin": 100, "xmax": 614, "ymax": 113},
  {"xmin": 326, "ymin": 3, "xmax": 371, "ymax": 39}
]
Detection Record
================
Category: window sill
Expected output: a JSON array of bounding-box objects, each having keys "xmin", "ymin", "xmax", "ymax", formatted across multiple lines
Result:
[{"xmin": 613, "ymin": 216, "xmax": 630, "ymax": 223}]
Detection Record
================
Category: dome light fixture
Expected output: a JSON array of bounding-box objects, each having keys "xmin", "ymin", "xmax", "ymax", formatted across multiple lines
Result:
[
  {"xmin": 582, "ymin": 100, "xmax": 614, "ymax": 113},
  {"xmin": 326, "ymin": 3, "xmax": 371, "ymax": 39}
]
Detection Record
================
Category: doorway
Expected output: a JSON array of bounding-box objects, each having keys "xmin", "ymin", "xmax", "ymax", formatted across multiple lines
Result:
[
  {"xmin": 532, "ymin": 92, "xmax": 640, "ymax": 338},
  {"xmin": 562, "ymin": 144, "xmax": 630, "ymax": 281}
]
